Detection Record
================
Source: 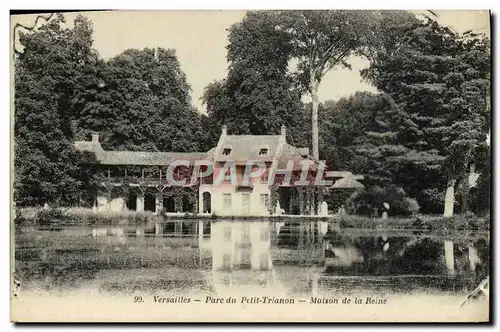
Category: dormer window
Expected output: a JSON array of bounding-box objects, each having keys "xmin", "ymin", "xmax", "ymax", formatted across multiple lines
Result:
[
  {"xmin": 259, "ymin": 148, "xmax": 269, "ymax": 156},
  {"xmin": 222, "ymin": 148, "xmax": 232, "ymax": 156}
]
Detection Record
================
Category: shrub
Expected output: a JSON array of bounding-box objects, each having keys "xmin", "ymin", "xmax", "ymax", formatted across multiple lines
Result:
[
  {"xmin": 14, "ymin": 209, "xmax": 35, "ymax": 228},
  {"xmin": 445, "ymin": 213, "xmax": 490, "ymax": 231},
  {"xmin": 134, "ymin": 213, "xmax": 148, "ymax": 224},
  {"xmin": 36, "ymin": 208, "xmax": 66, "ymax": 226},
  {"xmin": 346, "ymin": 185, "xmax": 420, "ymax": 217},
  {"xmin": 85, "ymin": 213, "xmax": 102, "ymax": 226}
]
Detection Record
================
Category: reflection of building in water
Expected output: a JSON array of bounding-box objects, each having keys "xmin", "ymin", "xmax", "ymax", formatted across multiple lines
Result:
[
  {"xmin": 200, "ymin": 221, "xmax": 327, "ymax": 296},
  {"xmin": 75, "ymin": 128, "xmax": 363, "ymax": 216},
  {"xmin": 201, "ymin": 221, "xmax": 289, "ymax": 295},
  {"xmin": 196, "ymin": 221, "xmax": 490, "ymax": 295},
  {"xmin": 273, "ymin": 221, "xmax": 325, "ymax": 268},
  {"xmin": 211, "ymin": 221, "xmax": 271, "ymax": 271},
  {"xmin": 277, "ymin": 221, "xmax": 324, "ymax": 249}
]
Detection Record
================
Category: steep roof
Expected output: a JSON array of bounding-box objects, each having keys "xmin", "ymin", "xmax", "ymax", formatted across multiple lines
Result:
[
  {"xmin": 74, "ymin": 130, "xmax": 318, "ymax": 169},
  {"xmin": 276, "ymin": 143, "xmax": 317, "ymax": 170},
  {"xmin": 74, "ymin": 140, "xmax": 207, "ymax": 166},
  {"xmin": 215, "ymin": 135, "xmax": 282, "ymax": 162},
  {"xmin": 331, "ymin": 176, "xmax": 365, "ymax": 189},
  {"xmin": 98, "ymin": 151, "xmax": 207, "ymax": 166}
]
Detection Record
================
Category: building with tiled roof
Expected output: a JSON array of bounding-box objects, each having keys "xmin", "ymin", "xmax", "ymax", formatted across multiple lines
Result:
[{"xmin": 75, "ymin": 125, "xmax": 363, "ymax": 216}]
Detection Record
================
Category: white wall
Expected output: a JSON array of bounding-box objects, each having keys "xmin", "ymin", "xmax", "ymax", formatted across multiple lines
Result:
[
  {"xmin": 96, "ymin": 196, "xmax": 126, "ymax": 212},
  {"xmin": 199, "ymin": 184, "xmax": 271, "ymax": 216}
]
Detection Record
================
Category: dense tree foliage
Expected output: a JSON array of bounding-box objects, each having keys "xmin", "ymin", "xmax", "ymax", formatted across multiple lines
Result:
[
  {"xmin": 318, "ymin": 92, "xmax": 400, "ymax": 174},
  {"xmin": 346, "ymin": 185, "xmax": 419, "ymax": 217},
  {"xmin": 14, "ymin": 14, "xmax": 208, "ymax": 207},
  {"xmin": 362, "ymin": 14, "xmax": 490, "ymax": 214},
  {"xmin": 277, "ymin": 10, "xmax": 377, "ymax": 159},
  {"xmin": 319, "ymin": 92, "xmax": 419, "ymax": 216},
  {"xmin": 14, "ymin": 14, "xmax": 98, "ymax": 207},
  {"xmin": 73, "ymin": 47, "xmax": 207, "ymax": 152},
  {"xmin": 14, "ymin": 11, "xmax": 490, "ymax": 217},
  {"xmin": 469, "ymin": 144, "xmax": 490, "ymax": 215},
  {"xmin": 212, "ymin": 10, "xmax": 376, "ymax": 159},
  {"xmin": 202, "ymin": 11, "xmax": 308, "ymax": 147}
]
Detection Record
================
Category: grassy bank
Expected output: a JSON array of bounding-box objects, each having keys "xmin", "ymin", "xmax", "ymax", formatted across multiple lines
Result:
[
  {"xmin": 14, "ymin": 207, "xmax": 159, "ymax": 229},
  {"xmin": 14, "ymin": 207, "xmax": 490, "ymax": 231},
  {"xmin": 335, "ymin": 213, "xmax": 490, "ymax": 231}
]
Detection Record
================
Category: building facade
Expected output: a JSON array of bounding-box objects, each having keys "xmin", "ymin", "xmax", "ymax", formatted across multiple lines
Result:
[{"xmin": 75, "ymin": 126, "xmax": 363, "ymax": 216}]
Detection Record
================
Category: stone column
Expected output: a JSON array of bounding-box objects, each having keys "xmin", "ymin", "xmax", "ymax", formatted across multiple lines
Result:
[
  {"xmin": 298, "ymin": 223, "xmax": 304, "ymax": 249},
  {"xmin": 175, "ymin": 222, "xmax": 183, "ymax": 235},
  {"xmin": 444, "ymin": 240, "xmax": 455, "ymax": 276},
  {"xmin": 155, "ymin": 193, "xmax": 163, "ymax": 215},
  {"xmin": 136, "ymin": 223, "xmax": 145, "ymax": 237},
  {"xmin": 198, "ymin": 191, "xmax": 203, "ymax": 214},
  {"xmin": 316, "ymin": 220, "xmax": 323, "ymax": 244},
  {"xmin": 136, "ymin": 194, "xmax": 144, "ymax": 212},
  {"xmin": 198, "ymin": 221, "xmax": 204, "ymax": 241},
  {"xmin": 317, "ymin": 189, "xmax": 324, "ymax": 215},
  {"xmin": 155, "ymin": 223, "xmax": 163, "ymax": 237},
  {"xmin": 311, "ymin": 273, "xmax": 318, "ymax": 297}
]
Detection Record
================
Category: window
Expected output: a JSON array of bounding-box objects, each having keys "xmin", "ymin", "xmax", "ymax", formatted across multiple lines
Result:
[
  {"xmin": 222, "ymin": 253, "xmax": 232, "ymax": 270},
  {"xmin": 259, "ymin": 148, "xmax": 269, "ymax": 155},
  {"xmin": 223, "ymin": 193, "xmax": 232, "ymax": 210},
  {"xmin": 260, "ymin": 194, "xmax": 269, "ymax": 210},
  {"xmin": 242, "ymin": 193, "xmax": 251, "ymax": 213},
  {"xmin": 242, "ymin": 224, "xmax": 250, "ymax": 241},
  {"xmin": 109, "ymin": 167, "xmax": 124, "ymax": 178},
  {"xmin": 261, "ymin": 170, "xmax": 269, "ymax": 183},
  {"xmin": 142, "ymin": 167, "xmax": 157, "ymax": 179},
  {"xmin": 260, "ymin": 228, "xmax": 269, "ymax": 242},
  {"xmin": 260, "ymin": 253, "xmax": 269, "ymax": 270},
  {"xmin": 127, "ymin": 168, "xmax": 142, "ymax": 179},
  {"xmin": 222, "ymin": 148, "xmax": 231, "ymax": 155},
  {"xmin": 241, "ymin": 250, "xmax": 251, "ymax": 267},
  {"xmin": 222, "ymin": 274, "xmax": 231, "ymax": 286},
  {"xmin": 224, "ymin": 226, "xmax": 232, "ymax": 241}
]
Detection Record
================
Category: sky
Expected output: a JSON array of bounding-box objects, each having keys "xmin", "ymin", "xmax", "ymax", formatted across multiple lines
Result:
[{"xmin": 12, "ymin": 10, "xmax": 490, "ymax": 113}]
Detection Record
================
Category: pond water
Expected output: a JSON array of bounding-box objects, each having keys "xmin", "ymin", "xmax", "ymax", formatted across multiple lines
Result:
[{"xmin": 14, "ymin": 219, "xmax": 490, "ymax": 300}]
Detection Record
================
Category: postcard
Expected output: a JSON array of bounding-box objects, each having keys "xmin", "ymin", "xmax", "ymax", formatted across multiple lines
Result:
[{"xmin": 10, "ymin": 9, "xmax": 491, "ymax": 322}]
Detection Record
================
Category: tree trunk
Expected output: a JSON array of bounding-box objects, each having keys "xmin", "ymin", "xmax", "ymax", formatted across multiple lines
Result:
[
  {"xmin": 310, "ymin": 76, "xmax": 320, "ymax": 160},
  {"xmin": 461, "ymin": 176, "xmax": 470, "ymax": 214},
  {"xmin": 461, "ymin": 164, "xmax": 475, "ymax": 214},
  {"xmin": 444, "ymin": 176, "xmax": 456, "ymax": 217}
]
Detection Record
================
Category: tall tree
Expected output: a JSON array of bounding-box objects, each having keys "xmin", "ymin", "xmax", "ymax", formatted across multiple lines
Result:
[
  {"xmin": 73, "ymin": 47, "xmax": 207, "ymax": 152},
  {"xmin": 276, "ymin": 10, "xmax": 376, "ymax": 159},
  {"xmin": 14, "ymin": 14, "xmax": 98, "ymax": 207},
  {"xmin": 363, "ymin": 14, "xmax": 491, "ymax": 215},
  {"xmin": 202, "ymin": 11, "xmax": 308, "ymax": 147},
  {"xmin": 320, "ymin": 91, "xmax": 421, "ymax": 216},
  {"xmin": 318, "ymin": 92, "xmax": 393, "ymax": 171},
  {"xmin": 436, "ymin": 34, "xmax": 490, "ymax": 215}
]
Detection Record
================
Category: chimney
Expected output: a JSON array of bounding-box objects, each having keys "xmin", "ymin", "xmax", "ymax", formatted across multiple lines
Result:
[
  {"xmin": 281, "ymin": 125, "xmax": 286, "ymax": 138},
  {"xmin": 91, "ymin": 132, "xmax": 99, "ymax": 142},
  {"xmin": 222, "ymin": 125, "xmax": 227, "ymax": 136}
]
